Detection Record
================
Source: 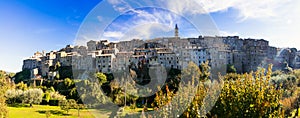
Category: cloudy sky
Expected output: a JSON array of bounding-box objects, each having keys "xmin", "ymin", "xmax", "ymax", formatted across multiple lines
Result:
[{"xmin": 1, "ymin": 0, "xmax": 300, "ymax": 72}]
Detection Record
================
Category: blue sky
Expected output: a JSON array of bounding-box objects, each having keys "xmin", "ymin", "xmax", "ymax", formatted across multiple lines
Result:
[
  {"xmin": 0, "ymin": 0, "xmax": 101, "ymax": 72},
  {"xmin": 1, "ymin": 0, "xmax": 300, "ymax": 72}
]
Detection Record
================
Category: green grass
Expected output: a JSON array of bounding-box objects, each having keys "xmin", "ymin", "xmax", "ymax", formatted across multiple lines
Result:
[
  {"xmin": 7, "ymin": 104, "xmax": 153, "ymax": 118},
  {"xmin": 7, "ymin": 104, "xmax": 110, "ymax": 118}
]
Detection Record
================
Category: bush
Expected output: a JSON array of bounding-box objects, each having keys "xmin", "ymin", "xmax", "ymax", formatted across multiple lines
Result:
[
  {"xmin": 5, "ymin": 89, "xmax": 23, "ymax": 104},
  {"xmin": 22, "ymin": 88, "xmax": 44, "ymax": 105},
  {"xmin": 50, "ymin": 92, "xmax": 66, "ymax": 100},
  {"xmin": 210, "ymin": 65, "xmax": 284, "ymax": 117},
  {"xmin": 59, "ymin": 99, "xmax": 77, "ymax": 113}
]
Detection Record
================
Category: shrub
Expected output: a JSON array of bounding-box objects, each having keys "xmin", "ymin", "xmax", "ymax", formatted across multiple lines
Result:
[
  {"xmin": 22, "ymin": 88, "xmax": 44, "ymax": 106},
  {"xmin": 210, "ymin": 65, "xmax": 284, "ymax": 117}
]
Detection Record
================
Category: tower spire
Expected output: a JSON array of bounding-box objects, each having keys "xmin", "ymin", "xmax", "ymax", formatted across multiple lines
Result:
[{"xmin": 175, "ymin": 24, "xmax": 179, "ymax": 38}]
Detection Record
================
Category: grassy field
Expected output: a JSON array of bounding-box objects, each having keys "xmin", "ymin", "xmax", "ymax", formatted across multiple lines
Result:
[
  {"xmin": 7, "ymin": 104, "xmax": 152, "ymax": 118},
  {"xmin": 7, "ymin": 105, "xmax": 111, "ymax": 118}
]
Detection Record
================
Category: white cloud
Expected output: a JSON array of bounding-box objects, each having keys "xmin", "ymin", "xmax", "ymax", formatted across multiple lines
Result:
[
  {"xmin": 159, "ymin": 0, "xmax": 207, "ymax": 15},
  {"xmin": 103, "ymin": 31, "xmax": 124, "ymax": 38},
  {"xmin": 107, "ymin": 0, "xmax": 132, "ymax": 12},
  {"xmin": 164, "ymin": 0, "xmax": 293, "ymax": 21},
  {"xmin": 122, "ymin": 23, "xmax": 173, "ymax": 40},
  {"xmin": 219, "ymin": 30, "xmax": 239, "ymax": 36},
  {"xmin": 106, "ymin": 0, "xmax": 297, "ymax": 21},
  {"xmin": 101, "ymin": 8, "xmax": 185, "ymax": 41},
  {"xmin": 104, "ymin": 0, "xmax": 300, "ymax": 49},
  {"xmin": 74, "ymin": 35, "xmax": 98, "ymax": 46}
]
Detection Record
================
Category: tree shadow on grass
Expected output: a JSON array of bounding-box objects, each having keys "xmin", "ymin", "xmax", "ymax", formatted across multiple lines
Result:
[
  {"xmin": 8, "ymin": 103, "xmax": 30, "ymax": 108},
  {"xmin": 36, "ymin": 110, "xmax": 71, "ymax": 116}
]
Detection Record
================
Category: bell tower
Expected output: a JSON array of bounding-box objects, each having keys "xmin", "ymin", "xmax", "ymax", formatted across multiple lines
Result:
[{"xmin": 175, "ymin": 24, "xmax": 179, "ymax": 38}]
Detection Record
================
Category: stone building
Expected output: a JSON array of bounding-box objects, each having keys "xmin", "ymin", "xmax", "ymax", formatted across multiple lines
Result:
[
  {"xmin": 294, "ymin": 51, "xmax": 300, "ymax": 68},
  {"xmin": 22, "ymin": 24, "xmax": 300, "ymax": 79},
  {"xmin": 240, "ymin": 39, "xmax": 269, "ymax": 72},
  {"xmin": 116, "ymin": 39, "xmax": 144, "ymax": 52},
  {"xmin": 114, "ymin": 52, "xmax": 133, "ymax": 71}
]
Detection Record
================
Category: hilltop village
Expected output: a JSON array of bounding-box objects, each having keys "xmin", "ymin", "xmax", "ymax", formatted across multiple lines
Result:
[{"xmin": 22, "ymin": 25, "xmax": 300, "ymax": 80}]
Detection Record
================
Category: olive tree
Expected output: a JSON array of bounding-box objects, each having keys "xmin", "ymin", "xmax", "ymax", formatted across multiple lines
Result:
[{"xmin": 22, "ymin": 88, "xmax": 44, "ymax": 107}]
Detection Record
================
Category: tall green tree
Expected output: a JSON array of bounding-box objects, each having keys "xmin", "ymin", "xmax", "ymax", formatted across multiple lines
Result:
[
  {"xmin": 0, "ymin": 71, "xmax": 10, "ymax": 117},
  {"xmin": 76, "ymin": 79, "xmax": 107, "ymax": 108},
  {"xmin": 210, "ymin": 64, "xmax": 284, "ymax": 117},
  {"xmin": 13, "ymin": 69, "xmax": 30, "ymax": 84}
]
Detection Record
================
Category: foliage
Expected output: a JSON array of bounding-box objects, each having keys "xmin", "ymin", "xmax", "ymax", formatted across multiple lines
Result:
[
  {"xmin": 57, "ymin": 66, "xmax": 73, "ymax": 79},
  {"xmin": 151, "ymin": 85, "xmax": 174, "ymax": 117},
  {"xmin": 151, "ymin": 62, "xmax": 212, "ymax": 117},
  {"xmin": 13, "ymin": 69, "xmax": 30, "ymax": 84},
  {"xmin": 44, "ymin": 92, "xmax": 51, "ymax": 103},
  {"xmin": 54, "ymin": 78, "xmax": 78, "ymax": 100},
  {"xmin": 181, "ymin": 62, "xmax": 202, "ymax": 83},
  {"xmin": 64, "ymin": 78, "xmax": 73, "ymax": 88},
  {"xmin": 5, "ymin": 89, "xmax": 24, "ymax": 104},
  {"xmin": 49, "ymin": 92, "xmax": 66, "ymax": 101},
  {"xmin": 223, "ymin": 73, "xmax": 240, "ymax": 81},
  {"xmin": 95, "ymin": 72, "xmax": 107, "ymax": 85},
  {"xmin": 210, "ymin": 64, "xmax": 284, "ymax": 117},
  {"xmin": 15, "ymin": 82, "xmax": 28, "ymax": 91},
  {"xmin": 5, "ymin": 88, "xmax": 65, "ymax": 107},
  {"xmin": 271, "ymin": 74, "xmax": 297, "ymax": 98},
  {"xmin": 108, "ymin": 75, "xmax": 139, "ymax": 107},
  {"xmin": 59, "ymin": 99, "xmax": 77, "ymax": 114},
  {"xmin": 22, "ymin": 88, "xmax": 44, "ymax": 106},
  {"xmin": 227, "ymin": 64, "xmax": 237, "ymax": 73},
  {"xmin": 76, "ymin": 79, "xmax": 107, "ymax": 108},
  {"xmin": 0, "ymin": 70, "xmax": 10, "ymax": 117},
  {"xmin": 272, "ymin": 70, "xmax": 283, "ymax": 77},
  {"xmin": 180, "ymin": 62, "xmax": 212, "ymax": 117}
]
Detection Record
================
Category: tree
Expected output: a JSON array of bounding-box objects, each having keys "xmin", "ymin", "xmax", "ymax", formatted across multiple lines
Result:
[
  {"xmin": 226, "ymin": 64, "xmax": 237, "ymax": 73},
  {"xmin": 76, "ymin": 79, "xmax": 107, "ymax": 108},
  {"xmin": 210, "ymin": 64, "xmax": 284, "ymax": 117},
  {"xmin": 15, "ymin": 81, "xmax": 27, "ymax": 90},
  {"xmin": 76, "ymin": 104, "xmax": 85, "ymax": 117},
  {"xmin": 59, "ymin": 99, "xmax": 77, "ymax": 114},
  {"xmin": 0, "ymin": 71, "xmax": 10, "ymax": 117},
  {"xmin": 58, "ymin": 66, "xmax": 73, "ymax": 79},
  {"xmin": 22, "ymin": 88, "xmax": 44, "ymax": 107},
  {"xmin": 5, "ymin": 89, "xmax": 23, "ymax": 104},
  {"xmin": 49, "ymin": 91, "xmax": 66, "ymax": 100},
  {"xmin": 182, "ymin": 61, "xmax": 202, "ymax": 84},
  {"xmin": 13, "ymin": 69, "xmax": 30, "ymax": 84},
  {"xmin": 149, "ymin": 61, "xmax": 213, "ymax": 117},
  {"xmin": 95, "ymin": 72, "xmax": 107, "ymax": 85}
]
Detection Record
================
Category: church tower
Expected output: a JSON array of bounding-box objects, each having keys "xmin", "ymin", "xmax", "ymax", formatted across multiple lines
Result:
[{"xmin": 175, "ymin": 24, "xmax": 179, "ymax": 38}]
